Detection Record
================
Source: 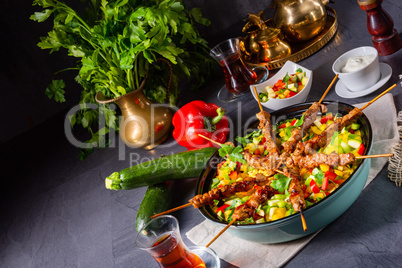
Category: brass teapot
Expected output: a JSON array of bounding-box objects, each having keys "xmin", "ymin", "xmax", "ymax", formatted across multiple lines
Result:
[
  {"xmin": 242, "ymin": 12, "xmax": 291, "ymax": 63},
  {"xmin": 255, "ymin": 27, "xmax": 291, "ymax": 62},
  {"xmin": 272, "ymin": 0, "xmax": 329, "ymax": 43}
]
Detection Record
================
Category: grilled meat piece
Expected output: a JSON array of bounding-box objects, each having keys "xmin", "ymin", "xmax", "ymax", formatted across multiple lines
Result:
[
  {"xmin": 189, "ymin": 175, "xmax": 271, "ymax": 209},
  {"xmin": 283, "ymin": 168, "xmax": 305, "ymax": 212},
  {"xmin": 295, "ymin": 107, "xmax": 363, "ymax": 155},
  {"xmin": 282, "ymin": 102, "xmax": 327, "ymax": 153},
  {"xmin": 285, "ymin": 153, "xmax": 356, "ymax": 169},
  {"xmin": 232, "ymin": 185, "xmax": 276, "ymax": 221},
  {"xmin": 256, "ymin": 111, "xmax": 280, "ymax": 154}
]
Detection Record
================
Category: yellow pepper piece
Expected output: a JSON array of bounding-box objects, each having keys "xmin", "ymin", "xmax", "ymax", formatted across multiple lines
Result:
[
  {"xmin": 269, "ymin": 207, "xmax": 287, "ymax": 221},
  {"xmin": 313, "ymin": 192, "xmax": 325, "ymax": 201},
  {"xmin": 334, "ymin": 169, "xmax": 344, "ymax": 176},
  {"xmin": 320, "ymin": 164, "xmax": 330, "ymax": 173},
  {"xmin": 311, "ymin": 126, "xmax": 322, "ymax": 135}
]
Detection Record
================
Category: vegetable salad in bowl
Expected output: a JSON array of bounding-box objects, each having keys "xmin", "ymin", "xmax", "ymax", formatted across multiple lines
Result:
[
  {"xmin": 209, "ymin": 112, "xmax": 364, "ymax": 225},
  {"xmin": 258, "ymin": 69, "xmax": 309, "ymax": 102},
  {"xmin": 250, "ymin": 61, "xmax": 312, "ymax": 110}
]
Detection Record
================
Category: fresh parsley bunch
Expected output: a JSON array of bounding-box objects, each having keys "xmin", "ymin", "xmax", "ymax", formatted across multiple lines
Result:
[{"xmin": 30, "ymin": 0, "xmax": 214, "ymax": 155}]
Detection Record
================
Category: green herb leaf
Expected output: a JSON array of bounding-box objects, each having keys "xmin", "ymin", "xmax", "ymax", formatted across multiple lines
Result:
[
  {"xmin": 235, "ymin": 130, "xmax": 262, "ymax": 147},
  {"xmin": 271, "ymin": 173, "xmax": 292, "ymax": 193},
  {"xmin": 45, "ymin": 79, "xmax": 66, "ymax": 103},
  {"xmin": 312, "ymin": 168, "xmax": 324, "ymax": 185},
  {"xmin": 283, "ymin": 72, "xmax": 290, "ymax": 83},
  {"xmin": 294, "ymin": 114, "xmax": 305, "ymax": 127}
]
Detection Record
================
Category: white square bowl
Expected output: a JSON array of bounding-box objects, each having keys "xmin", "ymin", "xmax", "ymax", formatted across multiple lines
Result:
[{"xmin": 250, "ymin": 61, "xmax": 313, "ymax": 110}]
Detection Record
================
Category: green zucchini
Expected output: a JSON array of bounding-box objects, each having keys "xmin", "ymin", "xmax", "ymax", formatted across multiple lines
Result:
[
  {"xmin": 105, "ymin": 147, "xmax": 217, "ymax": 190},
  {"xmin": 135, "ymin": 182, "xmax": 172, "ymax": 232}
]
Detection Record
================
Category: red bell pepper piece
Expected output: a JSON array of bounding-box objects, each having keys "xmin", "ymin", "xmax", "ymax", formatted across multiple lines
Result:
[
  {"xmin": 310, "ymin": 180, "xmax": 320, "ymax": 194},
  {"xmin": 217, "ymin": 204, "xmax": 230, "ymax": 213},
  {"xmin": 288, "ymin": 91, "xmax": 297, "ymax": 98},
  {"xmin": 357, "ymin": 143, "xmax": 365, "ymax": 155},
  {"xmin": 320, "ymin": 114, "xmax": 333, "ymax": 124},
  {"xmin": 278, "ymin": 122, "xmax": 287, "ymax": 129},
  {"xmin": 290, "ymin": 119, "xmax": 297, "ymax": 126},
  {"xmin": 333, "ymin": 179, "xmax": 346, "ymax": 185},
  {"xmin": 172, "ymin": 100, "xmax": 229, "ymax": 150},
  {"xmin": 325, "ymin": 171, "xmax": 337, "ymax": 181},
  {"xmin": 321, "ymin": 177, "xmax": 329, "ymax": 190}
]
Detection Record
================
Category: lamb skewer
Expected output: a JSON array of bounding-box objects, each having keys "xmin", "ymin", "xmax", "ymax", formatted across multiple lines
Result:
[
  {"xmin": 282, "ymin": 74, "xmax": 338, "ymax": 153},
  {"xmin": 205, "ymin": 184, "xmax": 276, "ymax": 247}
]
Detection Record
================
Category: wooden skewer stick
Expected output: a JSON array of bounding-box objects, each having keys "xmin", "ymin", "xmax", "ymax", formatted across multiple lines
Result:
[
  {"xmin": 206, "ymin": 219, "xmax": 236, "ymax": 248},
  {"xmin": 360, "ymin": 83, "xmax": 397, "ymax": 111},
  {"xmin": 253, "ymin": 86, "xmax": 264, "ymax": 112},
  {"xmin": 198, "ymin": 134, "xmax": 223, "ymax": 146},
  {"xmin": 356, "ymin": 153, "xmax": 393, "ymax": 159},
  {"xmin": 300, "ymin": 208, "xmax": 308, "ymax": 232},
  {"xmin": 151, "ymin": 203, "xmax": 192, "ymax": 219},
  {"xmin": 318, "ymin": 74, "xmax": 338, "ymax": 104}
]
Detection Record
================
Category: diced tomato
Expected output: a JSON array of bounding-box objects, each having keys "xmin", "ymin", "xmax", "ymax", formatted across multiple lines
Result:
[
  {"xmin": 320, "ymin": 114, "xmax": 333, "ymax": 124},
  {"xmin": 321, "ymin": 177, "xmax": 329, "ymax": 190},
  {"xmin": 216, "ymin": 204, "xmax": 230, "ymax": 213},
  {"xmin": 229, "ymin": 171, "xmax": 238, "ymax": 180},
  {"xmin": 357, "ymin": 143, "xmax": 365, "ymax": 155},
  {"xmin": 254, "ymin": 149, "xmax": 261, "ymax": 156},
  {"xmin": 310, "ymin": 180, "xmax": 320, "ymax": 194},
  {"xmin": 274, "ymin": 80, "xmax": 285, "ymax": 88},
  {"xmin": 290, "ymin": 119, "xmax": 297, "ymax": 126},
  {"xmin": 349, "ymin": 129, "xmax": 355, "ymax": 134}
]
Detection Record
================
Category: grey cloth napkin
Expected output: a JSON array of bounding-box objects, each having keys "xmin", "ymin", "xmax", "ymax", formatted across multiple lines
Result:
[{"xmin": 186, "ymin": 93, "xmax": 399, "ymax": 268}]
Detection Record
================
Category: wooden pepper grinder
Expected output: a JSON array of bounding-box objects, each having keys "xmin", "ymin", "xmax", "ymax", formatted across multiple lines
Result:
[{"xmin": 358, "ymin": 0, "xmax": 402, "ymax": 56}]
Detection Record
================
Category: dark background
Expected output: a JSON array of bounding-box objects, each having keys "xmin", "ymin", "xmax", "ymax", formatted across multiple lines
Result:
[{"xmin": 0, "ymin": 0, "xmax": 275, "ymax": 144}]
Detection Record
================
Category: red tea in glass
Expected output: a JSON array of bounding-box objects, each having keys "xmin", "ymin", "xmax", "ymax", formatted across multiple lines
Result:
[
  {"xmin": 136, "ymin": 216, "xmax": 208, "ymax": 268},
  {"xmin": 152, "ymin": 234, "xmax": 205, "ymax": 268},
  {"xmin": 220, "ymin": 53, "xmax": 258, "ymax": 95},
  {"xmin": 210, "ymin": 38, "xmax": 269, "ymax": 101}
]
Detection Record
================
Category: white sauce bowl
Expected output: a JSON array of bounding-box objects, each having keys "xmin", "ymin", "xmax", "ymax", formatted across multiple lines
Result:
[{"xmin": 332, "ymin": 46, "xmax": 380, "ymax": 92}]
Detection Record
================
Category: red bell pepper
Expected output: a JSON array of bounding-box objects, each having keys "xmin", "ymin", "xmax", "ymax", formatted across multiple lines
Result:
[
  {"xmin": 310, "ymin": 180, "xmax": 320, "ymax": 194},
  {"xmin": 325, "ymin": 171, "xmax": 337, "ymax": 181},
  {"xmin": 357, "ymin": 143, "xmax": 365, "ymax": 155},
  {"xmin": 172, "ymin": 100, "xmax": 229, "ymax": 150},
  {"xmin": 217, "ymin": 204, "xmax": 230, "ymax": 213},
  {"xmin": 321, "ymin": 177, "xmax": 329, "ymax": 190},
  {"xmin": 320, "ymin": 114, "xmax": 333, "ymax": 124}
]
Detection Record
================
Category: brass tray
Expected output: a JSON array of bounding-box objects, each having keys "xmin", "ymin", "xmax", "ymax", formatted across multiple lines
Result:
[{"xmin": 245, "ymin": 6, "xmax": 338, "ymax": 70}]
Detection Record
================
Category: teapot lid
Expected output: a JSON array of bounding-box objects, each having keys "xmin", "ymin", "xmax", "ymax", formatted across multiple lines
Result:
[{"xmin": 255, "ymin": 27, "xmax": 281, "ymax": 43}]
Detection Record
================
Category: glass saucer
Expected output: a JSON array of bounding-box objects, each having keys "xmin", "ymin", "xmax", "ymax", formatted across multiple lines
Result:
[
  {"xmin": 217, "ymin": 86, "xmax": 247, "ymax": 103},
  {"xmin": 189, "ymin": 246, "xmax": 221, "ymax": 268}
]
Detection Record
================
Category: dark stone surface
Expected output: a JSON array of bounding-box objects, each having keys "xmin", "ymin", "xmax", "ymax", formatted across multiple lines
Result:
[{"xmin": 1, "ymin": 1, "xmax": 402, "ymax": 268}]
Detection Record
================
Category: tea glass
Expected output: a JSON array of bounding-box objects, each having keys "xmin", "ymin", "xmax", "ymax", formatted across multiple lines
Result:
[
  {"xmin": 210, "ymin": 38, "xmax": 269, "ymax": 103},
  {"xmin": 135, "ymin": 215, "xmax": 220, "ymax": 268}
]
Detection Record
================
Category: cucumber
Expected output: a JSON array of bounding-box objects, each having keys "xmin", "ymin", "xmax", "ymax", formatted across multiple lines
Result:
[
  {"xmin": 105, "ymin": 147, "xmax": 218, "ymax": 190},
  {"xmin": 348, "ymin": 139, "xmax": 362, "ymax": 149},
  {"xmin": 135, "ymin": 182, "xmax": 172, "ymax": 232}
]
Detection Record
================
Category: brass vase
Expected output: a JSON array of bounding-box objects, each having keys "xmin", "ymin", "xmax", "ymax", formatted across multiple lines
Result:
[{"xmin": 95, "ymin": 73, "xmax": 173, "ymax": 150}]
